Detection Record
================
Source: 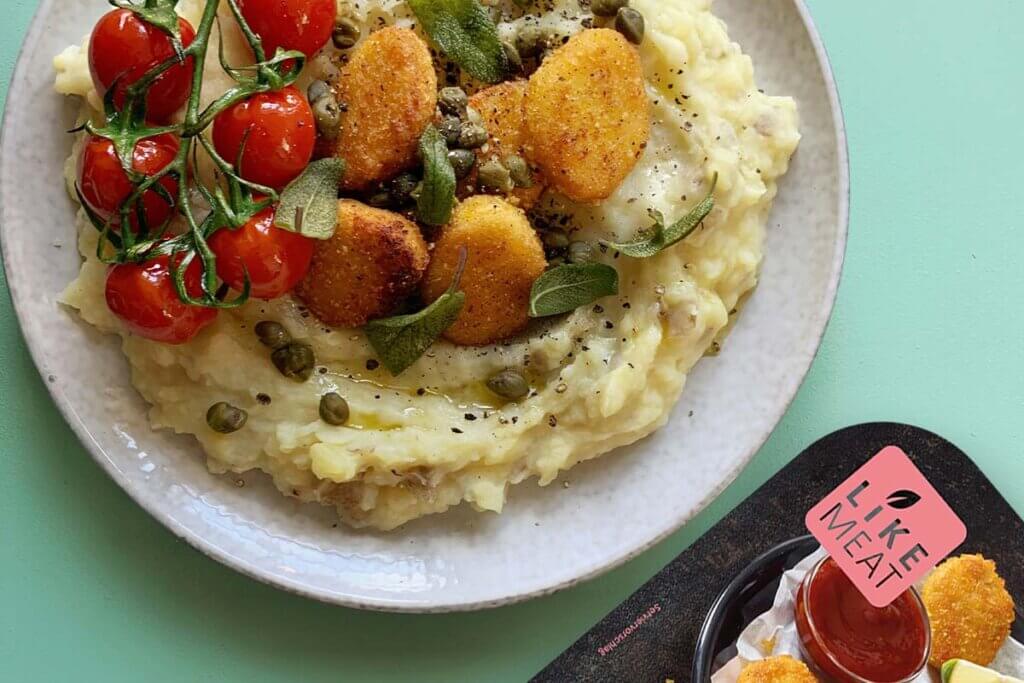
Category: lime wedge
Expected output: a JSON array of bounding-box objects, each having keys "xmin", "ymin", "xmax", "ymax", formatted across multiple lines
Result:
[{"xmin": 942, "ymin": 659, "xmax": 1023, "ymax": 683}]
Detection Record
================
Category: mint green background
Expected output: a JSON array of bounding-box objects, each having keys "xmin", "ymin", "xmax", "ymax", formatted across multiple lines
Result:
[{"xmin": 2, "ymin": 1, "xmax": 1022, "ymax": 681}]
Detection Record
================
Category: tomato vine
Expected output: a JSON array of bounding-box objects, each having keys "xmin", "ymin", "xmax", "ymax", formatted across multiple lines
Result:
[{"xmin": 77, "ymin": 0, "xmax": 307, "ymax": 308}]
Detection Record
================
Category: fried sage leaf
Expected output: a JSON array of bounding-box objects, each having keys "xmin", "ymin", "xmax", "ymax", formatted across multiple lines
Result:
[
  {"xmin": 604, "ymin": 173, "xmax": 718, "ymax": 258},
  {"xmin": 273, "ymin": 158, "xmax": 346, "ymax": 239},
  {"xmin": 365, "ymin": 248, "xmax": 468, "ymax": 376},
  {"xmin": 416, "ymin": 125, "xmax": 457, "ymax": 226},
  {"xmin": 408, "ymin": 0, "xmax": 510, "ymax": 84},
  {"xmin": 529, "ymin": 263, "xmax": 619, "ymax": 318}
]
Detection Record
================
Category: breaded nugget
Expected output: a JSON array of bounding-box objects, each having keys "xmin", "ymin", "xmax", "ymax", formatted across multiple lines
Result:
[
  {"xmin": 422, "ymin": 196, "xmax": 546, "ymax": 346},
  {"xmin": 296, "ymin": 200, "xmax": 429, "ymax": 328},
  {"xmin": 738, "ymin": 656, "xmax": 818, "ymax": 683},
  {"xmin": 461, "ymin": 81, "xmax": 545, "ymax": 209},
  {"xmin": 524, "ymin": 29, "xmax": 650, "ymax": 203},
  {"xmin": 323, "ymin": 27, "xmax": 437, "ymax": 191},
  {"xmin": 923, "ymin": 554, "xmax": 1015, "ymax": 667}
]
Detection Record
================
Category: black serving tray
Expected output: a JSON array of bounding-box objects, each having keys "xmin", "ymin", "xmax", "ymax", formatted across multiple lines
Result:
[
  {"xmin": 691, "ymin": 534, "xmax": 818, "ymax": 680},
  {"xmin": 530, "ymin": 423, "xmax": 1024, "ymax": 683},
  {"xmin": 690, "ymin": 534, "xmax": 1024, "ymax": 681}
]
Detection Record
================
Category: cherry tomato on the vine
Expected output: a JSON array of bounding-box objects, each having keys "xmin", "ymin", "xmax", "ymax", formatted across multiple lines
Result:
[
  {"xmin": 105, "ymin": 254, "xmax": 218, "ymax": 345},
  {"xmin": 78, "ymin": 133, "xmax": 180, "ymax": 231},
  {"xmin": 89, "ymin": 9, "xmax": 197, "ymax": 122},
  {"xmin": 209, "ymin": 205, "xmax": 314, "ymax": 300},
  {"xmin": 236, "ymin": 0, "xmax": 335, "ymax": 59},
  {"xmin": 212, "ymin": 85, "xmax": 315, "ymax": 189}
]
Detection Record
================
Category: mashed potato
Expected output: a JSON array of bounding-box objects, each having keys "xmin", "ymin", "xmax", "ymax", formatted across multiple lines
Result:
[{"xmin": 55, "ymin": 0, "xmax": 799, "ymax": 530}]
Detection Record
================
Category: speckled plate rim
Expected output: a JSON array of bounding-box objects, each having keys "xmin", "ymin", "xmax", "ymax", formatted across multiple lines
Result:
[{"xmin": 0, "ymin": 0, "xmax": 848, "ymax": 612}]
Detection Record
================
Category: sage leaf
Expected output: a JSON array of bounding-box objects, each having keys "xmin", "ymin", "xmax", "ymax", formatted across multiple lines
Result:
[
  {"xmin": 604, "ymin": 173, "xmax": 718, "ymax": 258},
  {"xmin": 273, "ymin": 158, "xmax": 345, "ymax": 239},
  {"xmin": 364, "ymin": 248, "xmax": 468, "ymax": 375},
  {"xmin": 529, "ymin": 263, "xmax": 619, "ymax": 318},
  {"xmin": 408, "ymin": 0, "xmax": 509, "ymax": 84},
  {"xmin": 416, "ymin": 125, "xmax": 456, "ymax": 226}
]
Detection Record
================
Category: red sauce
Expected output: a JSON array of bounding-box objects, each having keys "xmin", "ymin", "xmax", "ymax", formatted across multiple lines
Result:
[{"xmin": 795, "ymin": 557, "xmax": 928, "ymax": 682}]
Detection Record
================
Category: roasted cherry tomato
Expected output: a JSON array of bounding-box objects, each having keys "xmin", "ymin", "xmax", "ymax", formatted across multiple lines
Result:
[
  {"xmin": 105, "ymin": 254, "xmax": 218, "ymax": 344},
  {"xmin": 78, "ymin": 133, "xmax": 180, "ymax": 231},
  {"xmin": 208, "ymin": 205, "xmax": 314, "ymax": 299},
  {"xmin": 89, "ymin": 9, "xmax": 197, "ymax": 122},
  {"xmin": 212, "ymin": 85, "xmax": 315, "ymax": 189},
  {"xmin": 236, "ymin": 0, "xmax": 335, "ymax": 59}
]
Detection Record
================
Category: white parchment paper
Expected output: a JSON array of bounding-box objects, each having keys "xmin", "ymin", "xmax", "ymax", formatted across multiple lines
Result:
[{"xmin": 712, "ymin": 549, "xmax": 1024, "ymax": 682}]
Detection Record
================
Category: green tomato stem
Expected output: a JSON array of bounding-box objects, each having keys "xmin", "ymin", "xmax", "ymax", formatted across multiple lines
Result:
[{"xmin": 89, "ymin": 0, "xmax": 311, "ymax": 309}]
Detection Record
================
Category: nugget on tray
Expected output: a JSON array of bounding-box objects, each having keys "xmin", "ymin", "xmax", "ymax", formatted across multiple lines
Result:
[
  {"xmin": 923, "ymin": 554, "xmax": 1016, "ymax": 668},
  {"xmin": 738, "ymin": 656, "xmax": 819, "ymax": 683}
]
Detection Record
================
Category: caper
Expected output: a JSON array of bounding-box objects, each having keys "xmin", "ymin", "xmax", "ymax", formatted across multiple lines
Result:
[
  {"xmin": 448, "ymin": 149, "xmax": 477, "ymax": 180},
  {"xmin": 502, "ymin": 40, "xmax": 523, "ymax": 73},
  {"xmin": 543, "ymin": 229, "xmax": 570, "ymax": 250},
  {"xmin": 332, "ymin": 17, "xmax": 361, "ymax": 49},
  {"xmin": 546, "ymin": 257, "xmax": 566, "ymax": 270},
  {"xmin": 438, "ymin": 86, "xmax": 469, "ymax": 116},
  {"xmin": 307, "ymin": 79, "xmax": 331, "ymax": 105},
  {"xmin": 439, "ymin": 115, "xmax": 463, "ymax": 147},
  {"xmin": 311, "ymin": 95, "xmax": 342, "ymax": 141},
  {"xmin": 504, "ymin": 155, "xmax": 533, "ymax": 188},
  {"xmin": 319, "ymin": 392, "xmax": 351, "ymax": 426},
  {"xmin": 272, "ymin": 342, "xmax": 316, "ymax": 382},
  {"xmin": 477, "ymin": 159, "xmax": 514, "ymax": 193},
  {"xmin": 255, "ymin": 321, "xmax": 291, "ymax": 350},
  {"xmin": 515, "ymin": 24, "xmax": 548, "ymax": 58},
  {"xmin": 206, "ymin": 402, "xmax": 248, "ymax": 434},
  {"xmin": 615, "ymin": 7, "xmax": 645, "ymax": 44},
  {"xmin": 568, "ymin": 241, "xmax": 595, "ymax": 264},
  {"xmin": 367, "ymin": 191, "xmax": 392, "ymax": 208},
  {"xmin": 486, "ymin": 369, "xmax": 530, "ymax": 400},
  {"xmin": 458, "ymin": 122, "xmax": 489, "ymax": 149},
  {"xmin": 310, "ymin": 53, "xmax": 340, "ymax": 83},
  {"xmin": 390, "ymin": 172, "xmax": 420, "ymax": 205},
  {"xmin": 465, "ymin": 106, "xmax": 484, "ymax": 127},
  {"xmin": 591, "ymin": 0, "xmax": 629, "ymax": 16}
]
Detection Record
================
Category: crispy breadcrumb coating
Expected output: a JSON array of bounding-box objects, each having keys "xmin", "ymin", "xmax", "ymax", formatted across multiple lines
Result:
[
  {"xmin": 296, "ymin": 200, "xmax": 429, "ymax": 328},
  {"xmin": 524, "ymin": 29, "xmax": 650, "ymax": 203},
  {"xmin": 923, "ymin": 554, "xmax": 1015, "ymax": 667},
  {"xmin": 461, "ymin": 81, "xmax": 545, "ymax": 209},
  {"xmin": 738, "ymin": 656, "xmax": 819, "ymax": 683},
  {"xmin": 322, "ymin": 27, "xmax": 437, "ymax": 190},
  {"xmin": 422, "ymin": 196, "xmax": 546, "ymax": 346}
]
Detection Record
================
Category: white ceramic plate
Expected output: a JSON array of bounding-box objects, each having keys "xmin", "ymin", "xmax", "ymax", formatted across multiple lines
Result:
[{"xmin": 0, "ymin": 0, "xmax": 847, "ymax": 611}]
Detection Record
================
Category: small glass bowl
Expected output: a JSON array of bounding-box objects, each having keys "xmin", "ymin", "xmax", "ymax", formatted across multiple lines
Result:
[{"xmin": 794, "ymin": 555, "xmax": 931, "ymax": 683}]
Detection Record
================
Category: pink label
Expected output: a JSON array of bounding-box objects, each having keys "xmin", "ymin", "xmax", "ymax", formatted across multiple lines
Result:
[{"xmin": 805, "ymin": 446, "xmax": 967, "ymax": 608}]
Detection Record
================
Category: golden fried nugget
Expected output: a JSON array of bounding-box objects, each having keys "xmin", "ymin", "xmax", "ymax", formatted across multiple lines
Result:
[
  {"xmin": 923, "ymin": 554, "xmax": 1016, "ymax": 667},
  {"xmin": 296, "ymin": 200, "xmax": 429, "ymax": 328},
  {"xmin": 524, "ymin": 29, "xmax": 650, "ymax": 203},
  {"xmin": 324, "ymin": 27, "xmax": 437, "ymax": 191},
  {"xmin": 461, "ymin": 81, "xmax": 545, "ymax": 209},
  {"xmin": 422, "ymin": 196, "xmax": 546, "ymax": 346},
  {"xmin": 738, "ymin": 656, "xmax": 819, "ymax": 683}
]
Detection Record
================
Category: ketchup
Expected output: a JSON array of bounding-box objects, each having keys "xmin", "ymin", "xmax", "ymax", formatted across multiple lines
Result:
[{"xmin": 795, "ymin": 557, "xmax": 929, "ymax": 682}]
